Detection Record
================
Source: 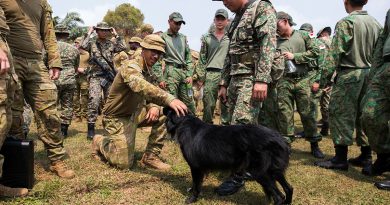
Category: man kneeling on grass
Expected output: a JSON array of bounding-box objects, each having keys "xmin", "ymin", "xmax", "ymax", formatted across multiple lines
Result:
[{"xmin": 92, "ymin": 34, "xmax": 188, "ymax": 170}]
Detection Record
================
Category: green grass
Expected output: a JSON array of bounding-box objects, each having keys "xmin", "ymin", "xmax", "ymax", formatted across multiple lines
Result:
[{"xmin": 1, "ymin": 115, "xmax": 390, "ymax": 205}]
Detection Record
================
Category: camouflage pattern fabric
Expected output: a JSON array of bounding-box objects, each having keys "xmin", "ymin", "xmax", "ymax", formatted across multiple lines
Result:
[
  {"xmin": 87, "ymin": 76, "xmax": 110, "ymax": 123},
  {"xmin": 73, "ymin": 74, "xmax": 89, "ymax": 119},
  {"xmin": 221, "ymin": 0, "xmax": 277, "ymax": 126},
  {"xmin": 361, "ymin": 63, "xmax": 390, "ymax": 153},
  {"xmin": 277, "ymin": 77, "xmax": 320, "ymax": 143},
  {"xmin": 22, "ymin": 102, "xmax": 32, "ymax": 136},
  {"xmin": 0, "ymin": 36, "xmax": 17, "ymax": 177},
  {"xmin": 4, "ymin": 0, "xmax": 67, "ymax": 162},
  {"xmin": 326, "ymin": 10, "xmax": 381, "ymax": 146},
  {"xmin": 54, "ymin": 41, "xmax": 79, "ymax": 125}
]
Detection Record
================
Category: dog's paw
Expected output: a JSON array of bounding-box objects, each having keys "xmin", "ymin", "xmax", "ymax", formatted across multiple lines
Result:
[{"xmin": 185, "ymin": 195, "xmax": 198, "ymax": 204}]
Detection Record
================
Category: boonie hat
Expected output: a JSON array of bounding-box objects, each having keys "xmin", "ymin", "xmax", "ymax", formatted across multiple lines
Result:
[
  {"xmin": 140, "ymin": 34, "xmax": 166, "ymax": 53},
  {"xmin": 94, "ymin": 22, "xmax": 111, "ymax": 30},
  {"xmin": 129, "ymin": 37, "xmax": 143, "ymax": 44},
  {"xmin": 55, "ymin": 24, "xmax": 70, "ymax": 34}
]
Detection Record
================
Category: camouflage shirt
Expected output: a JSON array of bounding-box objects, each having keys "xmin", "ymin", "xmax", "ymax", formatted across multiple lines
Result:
[
  {"xmin": 0, "ymin": 6, "xmax": 9, "ymax": 35},
  {"xmin": 81, "ymin": 34, "xmax": 126, "ymax": 75},
  {"xmin": 324, "ymin": 10, "xmax": 382, "ymax": 82},
  {"xmin": 55, "ymin": 41, "xmax": 80, "ymax": 85},
  {"xmin": 1, "ymin": 0, "xmax": 62, "ymax": 69},
  {"xmin": 220, "ymin": 0, "xmax": 277, "ymax": 86},
  {"xmin": 103, "ymin": 55, "xmax": 175, "ymax": 118}
]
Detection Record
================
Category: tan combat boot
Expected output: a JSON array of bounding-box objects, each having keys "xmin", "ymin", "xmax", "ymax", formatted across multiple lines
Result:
[
  {"xmin": 140, "ymin": 152, "xmax": 171, "ymax": 171},
  {"xmin": 91, "ymin": 134, "xmax": 104, "ymax": 160},
  {"xmin": 49, "ymin": 160, "xmax": 75, "ymax": 179},
  {"xmin": 0, "ymin": 184, "xmax": 28, "ymax": 197}
]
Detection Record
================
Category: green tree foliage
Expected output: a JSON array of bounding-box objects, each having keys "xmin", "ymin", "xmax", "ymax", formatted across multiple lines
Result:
[
  {"xmin": 53, "ymin": 12, "xmax": 86, "ymax": 40},
  {"xmin": 103, "ymin": 3, "xmax": 144, "ymax": 36}
]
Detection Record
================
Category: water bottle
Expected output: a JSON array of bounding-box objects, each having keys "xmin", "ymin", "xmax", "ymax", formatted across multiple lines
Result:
[
  {"xmin": 186, "ymin": 83, "xmax": 193, "ymax": 97},
  {"xmin": 286, "ymin": 60, "xmax": 297, "ymax": 73}
]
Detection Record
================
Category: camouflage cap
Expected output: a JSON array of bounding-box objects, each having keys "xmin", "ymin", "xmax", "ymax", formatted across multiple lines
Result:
[
  {"xmin": 215, "ymin": 9, "xmax": 228, "ymax": 19},
  {"xmin": 300, "ymin": 23, "xmax": 313, "ymax": 32},
  {"xmin": 94, "ymin": 22, "xmax": 111, "ymax": 30},
  {"xmin": 317, "ymin": 26, "xmax": 332, "ymax": 37},
  {"xmin": 129, "ymin": 36, "xmax": 143, "ymax": 44},
  {"xmin": 140, "ymin": 24, "xmax": 154, "ymax": 34},
  {"xmin": 277, "ymin": 11, "xmax": 296, "ymax": 26},
  {"xmin": 140, "ymin": 34, "xmax": 166, "ymax": 53},
  {"xmin": 169, "ymin": 12, "xmax": 186, "ymax": 25},
  {"xmin": 74, "ymin": 37, "xmax": 83, "ymax": 43},
  {"xmin": 55, "ymin": 24, "xmax": 70, "ymax": 34}
]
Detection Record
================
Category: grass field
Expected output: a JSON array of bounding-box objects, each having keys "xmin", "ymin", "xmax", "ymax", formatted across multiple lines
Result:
[{"xmin": 1, "ymin": 114, "xmax": 390, "ymax": 205}]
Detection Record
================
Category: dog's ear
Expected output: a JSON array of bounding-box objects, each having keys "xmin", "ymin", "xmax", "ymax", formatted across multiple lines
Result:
[{"xmin": 163, "ymin": 107, "xmax": 174, "ymax": 116}]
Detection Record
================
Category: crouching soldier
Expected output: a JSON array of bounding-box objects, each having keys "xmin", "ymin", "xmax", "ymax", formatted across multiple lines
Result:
[{"xmin": 92, "ymin": 34, "xmax": 187, "ymax": 170}]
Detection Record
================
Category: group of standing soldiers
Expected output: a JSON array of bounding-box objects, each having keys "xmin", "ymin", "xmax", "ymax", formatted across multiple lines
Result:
[{"xmin": 0, "ymin": 0, "xmax": 390, "ymax": 199}]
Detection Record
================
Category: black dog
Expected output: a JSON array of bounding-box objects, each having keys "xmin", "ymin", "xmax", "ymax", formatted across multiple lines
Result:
[{"xmin": 163, "ymin": 108, "xmax": 293, "ymax": 204}]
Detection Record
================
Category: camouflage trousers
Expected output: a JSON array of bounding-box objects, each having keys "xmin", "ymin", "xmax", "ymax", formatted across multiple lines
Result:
[
  {"xmin": 96, "ymin": 106, "xmax": 167, "ymax": 169},
  {"xmin": 329, "ymin": 68, "xmax": 369, "ymax": 146},
  {"xmin": 202, "ymin": 70, "xmax": 229, "ymax": 124},
  {"xmin": 8, "ymin": 56, "xmax": 66, "ymax": 162},
  {"xmin": 56, "ymin": 84, "xmax": 75, "ymax": 125},
  {"xmin": 165, "ymin": 65, "xmax": 196, "ymax": 114},
  {"xmin": 361, "ymin": 63, "xmax": 390, "ymax": 153},
  {"xmin": 22, "ymin": 102, "xmax": 33, "ymax": 136},
  {"xmin": 258, "ymin": 83, "xmax": 279, "ymax": 131},
  {"xmin": 73, "ymin": 74, "xmax": 89, "ymax": 119},
  {"xmin": 0, "ymin": 39, "xmax": 17, "ymax": 177},
  {"xmin": 277, "ymin": 76, "xmax": 320, "ymax": 143},
  {"xmin": 226, "ymin": 74, "xmax": 260, "ymax": 125},
  {"xmin": 88, "ymin": 76, "xmax": 111, "ymax": 124},
  {"xmin": 320, "ymin": 90, "xmax": 331, "ymax": 123}
]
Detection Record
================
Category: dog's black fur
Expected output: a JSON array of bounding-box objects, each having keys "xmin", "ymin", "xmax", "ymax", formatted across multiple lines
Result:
[{"xmin": 163, "ymin": 108, "xmax": 293, "ymax": 204}]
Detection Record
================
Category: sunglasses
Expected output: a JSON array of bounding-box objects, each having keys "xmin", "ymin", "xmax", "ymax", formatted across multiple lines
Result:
[{"xmin": 174, "ymin": 21, "xmax": 183, "ymax": 26}]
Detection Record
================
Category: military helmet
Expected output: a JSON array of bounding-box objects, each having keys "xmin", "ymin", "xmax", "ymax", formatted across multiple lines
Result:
[
  {"xmin": 55, "ymin": 24, "xmax": 70, "ymax": 34},
  {"xmin": 94, "ymin": 22, "xmax": 112, "ymax": 30},
  {"xmin": 140, "ymin": 34, "xmax": 166, "ymax": 53}
]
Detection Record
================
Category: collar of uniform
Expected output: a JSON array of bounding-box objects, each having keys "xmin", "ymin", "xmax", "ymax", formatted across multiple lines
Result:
[
  {"xmin": 350, "ymin": 10, "xmax": 368, "ymax": 16},
  {"xmin": 134, "ymin": 55, "xmax": 146, "ymax": 72},
  {"xmin": 166, "ymin": 29, "xmax": 181, "ymax": 37}
]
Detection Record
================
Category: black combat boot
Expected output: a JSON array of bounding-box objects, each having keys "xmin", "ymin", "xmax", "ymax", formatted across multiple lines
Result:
[
  {"xmin": 320, "ymin": 121, "xmax": 329, "ymax": 136},
  {"xmin": 375, "ymin": 180, "xmax": 390, "ymax": 190},
  {"xmin": 362, "ymin": 153, "xmax": 390, "ymax": 176},
  {"xmin": 311, "ymin": 142, "xmax": 325, "ymax": 159},
  {"xmin": 215, "ymin": 173, "xmax": 245, "ymax": 196},
  {"xmin": 348, "ymin": 146, "xmax": 372, "ymax": 167},
  {"xmin": 314, "ymin": 145, "xmax": 349, "ymax": 171},
  {"xmin": 87, "ymin": 123, "xmax": 95, "ymax": 140},
  {"xmin": 61, "ymin": 123, "xmax": 69, "ymax": 137}
]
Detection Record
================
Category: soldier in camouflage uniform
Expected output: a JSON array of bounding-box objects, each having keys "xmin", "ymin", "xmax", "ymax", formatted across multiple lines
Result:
[
  {"xmin": 213, "ymin": 0, "xmax": 277, "ymax": 196},
  {"xmin": 197, "ymin": 9, "xmax": 229, "ymax": 125},
  {"xmin": 2, "ymin": 0, "xmax": 75, "ymax": 179},
  {"xmin": 315, "ymin": 0, "xmax": 382, "ymax": 171},
  {"xmin": 139, "ymin": 24, "xmax": 154, "ymax": 39},
  {"xmin": 127, "ymin": 36, "xmax": 142, "ymax": 60},
  {"xmin": 81, "ymin": 22, "xmax": 126, "ymax": 139},
  {"xmin": 152, "ymin": 12, "xmax": 196, "ymax": 113},
  {"xmin": 53, "ymin": 25, "xmax": 80, "ymax": 137},
  {"xmin": 317, "ymin": 26, "xmax": 333, "ymax": 136},
  {"xmin": 276, "ymin": 12, "xmax": 324, "ymax": 159},
  {"xmin": 361, "ymin": 9, "xmax": 390, "ymax": 190},
  {"xmin": 73, "ymin": 37, "xmax": 90, "ymax": 122},
  {"xmin": 92, "ymin": 34, "xmax": 187, "ymax": 170},
  {"xmin": 0, "ymin": 5, "xmax": 29, "ymax": 197}
]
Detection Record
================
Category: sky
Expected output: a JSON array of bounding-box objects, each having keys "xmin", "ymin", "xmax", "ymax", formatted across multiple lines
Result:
[{"xmin": 49, "ymin": 0, "xmax": 389, "ymax": 51}]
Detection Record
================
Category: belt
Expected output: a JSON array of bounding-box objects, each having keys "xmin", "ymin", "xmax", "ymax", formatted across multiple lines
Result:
[
  {"xmin": 206, "ymin": 67, "xmax": 221, "ymax": 72},
  {"xmin": 339, "ymin": 66, "xmax": 370, "ymax": 70},
  {"xmin": 166, "ymin": 62, "xmax": 186, "ymax": 69},
  {"xmin": 284, "ymin": 72, "xmax": 307, "ymax": 79}
]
